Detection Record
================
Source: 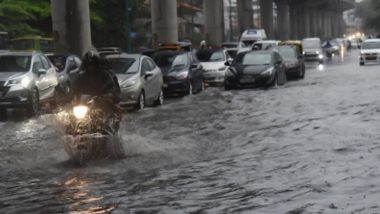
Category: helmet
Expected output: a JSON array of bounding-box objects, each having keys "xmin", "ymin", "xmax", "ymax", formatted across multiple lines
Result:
[{"xmin": 82, "ymin": 50, "xmax": 100, "ymax": 68}]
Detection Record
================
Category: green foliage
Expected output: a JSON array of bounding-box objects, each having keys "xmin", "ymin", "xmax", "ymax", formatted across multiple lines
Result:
[
  {"xmin": 0, "ymin": 0, "xmax": 52, "ymax": 37},
  {"xmin": 356, "ymin": 0, "xmax": 380, "ymax": 32}
]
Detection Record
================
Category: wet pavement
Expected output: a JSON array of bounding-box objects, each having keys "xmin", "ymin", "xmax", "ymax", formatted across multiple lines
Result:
[{"xmin": 1, "ymin": 49, "xmax": 380, "ymax": 213}]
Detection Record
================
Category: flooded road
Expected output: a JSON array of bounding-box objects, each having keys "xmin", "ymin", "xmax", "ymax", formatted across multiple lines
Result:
[{"xmin": 2, "ymin": 50, "xmax": 380, "ymax": 213}]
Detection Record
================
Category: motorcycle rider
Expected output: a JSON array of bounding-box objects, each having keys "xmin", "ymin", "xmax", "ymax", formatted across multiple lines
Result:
[{"xmin": 71, "ymin": 50, "xmax": 121, "ymax": 115}]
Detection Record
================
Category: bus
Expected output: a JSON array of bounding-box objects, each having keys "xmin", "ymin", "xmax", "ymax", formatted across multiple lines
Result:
[{"xmin": 11, "ymin": 36, "xmax": 54, "ymax": 52}]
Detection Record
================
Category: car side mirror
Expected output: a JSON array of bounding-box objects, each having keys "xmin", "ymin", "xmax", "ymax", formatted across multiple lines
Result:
[
  {"xmin": 276, "ymin": 59, "xmax": 283, "ymax": 65},
  {"xmin": 190, "ymin": 64, "xmax": 198, "ymax": 69},
  {"xmin": 38, "ymin": 68, "xmax": 47, "ymax": 76},
  {"xmin": 227, "ymin": 58, "xmax": 233, "ymax": 64},
  {"xmin": 145, "ymin": 71, "xmax": 153, "ymax": 79},
  {"xmin": 225, "ymin": 61, "xmax": 231, "ymax": 66}
]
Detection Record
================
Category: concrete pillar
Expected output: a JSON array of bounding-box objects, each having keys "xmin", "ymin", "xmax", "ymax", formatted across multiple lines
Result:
[
  {"xmin": 237, "ymin": 0, "xmax": 253, "ymax": 34},
  {"xmin": 276, "ymin": 0, "xmax": 290, "ymax": 40},
  {"xmin": 297, "ymin": 6, "xmax": 305, "ymax": 39},
  {"xmin": 324, "ymin": 10, "xmax": 332, "ymax": 38},
  {"xmin": 316, "ymin": 10, "xmax": 324, "ymax": 38},
  {"xmin": 289, "ymin": 5, "xmax": 298, "ymax": 39},
  {"xmin": 260, "ymin": 0, "xmax": 274, "ymax": 39},
  {"xmin": 51, "ymin": 0, "xmax": 92, "ymax": 56},
  {"xmin": 309, "ymin": 9, "xmax": 317, "ymax": 37},
  {"xmin": 204, "ymin": 0, "xmax": 225, "ymax": 46},
  {"xmin": 303, "ymin": 7, "xmax": 310, "ymax": 37},
  {"xmin": 151, "ymin": 0, "xmax": 178, "ymax": 45}
]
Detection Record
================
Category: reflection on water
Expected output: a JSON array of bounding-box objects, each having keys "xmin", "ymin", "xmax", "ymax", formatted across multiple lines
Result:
[
  {"xmin": 59, "ymin": 176, "xmax": 116, "ymax": 214},
  {"xmin": 317, "ymin": 64, "xmax": 324, "ymax": 71}
]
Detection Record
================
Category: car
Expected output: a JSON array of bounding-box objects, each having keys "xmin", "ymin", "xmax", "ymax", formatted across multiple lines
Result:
[
  {"xmin": 224, "ymin": 50, "xmax": 287, "ymax": 90},
  {"xmin": 0, "ymin": 51, "xmax": 59, "ymax": 116},
  {"xmin": 359, "ymin": 39, "xmax": 380, "ymax": 66},
  {"xmin": 302, "ymin": 38, "xmax": 324, "ymax": 63},
  {"xmin": 106, "ymin": 53, "xmax": 164, "ymax": 110},
  {"xmin": 46, "ymin": 53, "xmax": 81, "ymax": 96},
  {"xmin": 98, "ymin": 47, "xmax": 123, "ymax": 57},
  {"xmin": 238, "ymin": 29, "xmax": 267, "ymax": 53},
  {"xmin": 196, "ymin": 48, "xmax": 232, "ymax": 86},
  {"xmin": 153, "ymin": 50, "xmax": 204, "ymax": 96},
  {"xmin": 221, "ymin": 42, "xmax": 239, "ymax": 59},
  {"xmin": 251, "ymin": 40, "xmax": 279, "ymax": 51},
  {"xmin": 278, "ymin": 45, "xmax": 305, "ymax": 79}
]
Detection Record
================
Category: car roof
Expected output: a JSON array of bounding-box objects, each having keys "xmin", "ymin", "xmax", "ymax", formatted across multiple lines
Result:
[
  {"xmin": 153, "ymin": 50, "xmax": 186, "ymax": 57},
  {"xmin": 254, "ymin": 40, "xmax": 279, "ymax": 44},
  {"xmin": 364, "ymin": 39, "xmax": 380, "ymax": 42},
  {"xmin": 0, "ymin": 51, "xmax": 36, "ymax": 56},
  {"xmin": 105, "ymin": 53, "xmax": 143, "ymax": 59}
]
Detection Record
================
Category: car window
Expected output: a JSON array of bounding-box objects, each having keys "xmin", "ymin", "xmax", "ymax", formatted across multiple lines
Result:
[
  {"xmin": 146, "ymin": 58, "xmax": 156, "ymax": 70},
  {"xmin": 32, "ymin": 56, "xmax": 43, "ymax": 73},
  {"xmin": 39, "ymin": 55, "xmax": 51, "ymax": 69},
  {"xmin": 141, "ymin": 59, "xmax": 151, "ymax": 74}
]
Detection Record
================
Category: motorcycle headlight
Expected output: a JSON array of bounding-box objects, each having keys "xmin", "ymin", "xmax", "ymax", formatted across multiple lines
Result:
[
  {"xmin": 261, "ymin": 67, "xmax": 274, "ymax": 75},
  {"xmin": 176, "ymin": 71, "xmax": 188, "ymax": 80},
  {"xmin": 7, "ymin": 76, "xmax": 31, "ymax": 88},
  {"xmin": 73, "ymin": 105, "xmax": 89, "ymax": 119}
]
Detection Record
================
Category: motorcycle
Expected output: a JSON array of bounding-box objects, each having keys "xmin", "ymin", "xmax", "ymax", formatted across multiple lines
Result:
[{"xmin": 59, "ymin": 95, "xmax": 124, "ymax": 164}]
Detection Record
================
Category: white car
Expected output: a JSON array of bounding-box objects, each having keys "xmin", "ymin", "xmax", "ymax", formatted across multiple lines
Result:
[
  {"xmin": 359, "ymin": 39, "xmax": 380, "ymax": 66},
  {"xmin": 0, "ymin": 51, "xmax": 59, "ymax": 116},
  {"xmin": 251, "ymin": 40, "xmax": 280, "ymax": 51},
  {"xmin": 196, "ymin": 49, "xmax": 232, "ymax": 86}
]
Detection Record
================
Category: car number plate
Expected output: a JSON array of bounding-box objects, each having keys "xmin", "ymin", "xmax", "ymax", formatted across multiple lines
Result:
[{"xmin": 240, "ymin": 78, "xmax": 255, "ymax": 83}]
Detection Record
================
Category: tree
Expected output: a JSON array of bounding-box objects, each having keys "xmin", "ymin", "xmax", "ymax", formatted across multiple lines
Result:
[{"xmin": 0, "ymin": 0, "xmax": 52, "ymax": 37}]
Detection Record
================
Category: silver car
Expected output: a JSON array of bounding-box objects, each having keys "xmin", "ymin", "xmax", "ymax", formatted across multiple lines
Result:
[
  {"xmin": 0, "ymin": 51, "xmax": 59, "ymax": 115},
  {"xmin": 107, "ymin": 53, "xmax": 164, "ymax": 110},
  {"xmin": 196, "ymin": 49, "xmax": 232, "ymax": 86}
]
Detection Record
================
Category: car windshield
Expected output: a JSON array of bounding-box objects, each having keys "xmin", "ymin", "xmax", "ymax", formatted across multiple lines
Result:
[
  {"xmin": 236, "ymin": 53, "xmax": 272, "ymax": 66},
  {"xmin": 48, "ymin": 55, "xmax": 67, "ymax": 72},
  {"xmin": 108, "ymin": 57, "xmax": 139, "ymax": 74},
  {"xmin": 303, "ymin": 40, "xmax": 320, "ymax": 48},
  {"xmin": 362, "ymin": 42, "xmax": 380, "ymax": 49},
  {"xmin": 197, "ymin": 51, "xmax": 225, "ymax": 62},
  {"xmin": 0, "ymin": 55, "xmax": 31, "ymax": 72},
  {"xmin": 278, "ymin": 47, "xmax": 297, "ymax": 60},
  {"xmin": 154, "ymin": 53, "xmax": 188, "ymax": 68},
  {"xmin": 241, "ymin": 40, "xmax": 256, "ymax": 48}
]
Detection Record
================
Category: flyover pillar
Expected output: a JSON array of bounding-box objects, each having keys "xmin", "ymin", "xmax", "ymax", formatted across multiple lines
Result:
[
  {"xmin": 289, "ymin": 5, "xmax": 298, "ymax": 39},
  {"xmin": 303, "ymin": 7, "xmax": 311, "ymax": 37},
  {"xmin": 151, "ymin": 0, "xmax": 178, "ymax": 46},
  {"xmin": 204, "ymin": 0, "xmax": 225, "ymax": 46},
  {"xmin": 276, "ymin": 0, "xmax": 290, "ymax": 40},
  {"xmin": 237, "ymin": 0, "xmax": 254, "ymax": 34},
  {"xmin": 260, "ymin": 0, "xmax": 274, "ymax": 39},
  {"xmin": 51, "ymin": 0, "xmax": 92, "ymax": 56},
  {"xmin": 296, "ymin": 6, "xmax": 305, "ymax": 39}
]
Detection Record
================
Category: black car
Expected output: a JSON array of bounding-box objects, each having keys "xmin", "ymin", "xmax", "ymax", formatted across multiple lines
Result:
[
  {"xmin": 153, "ymin": 51, "xmax": 204, "ymax": 96},
  {"xmin": 224, "ymin": 50, "xmax": 287, "ymax": 90},
  {"xmin": 278, "ymin": 45, "xmax": 305, "ymax": 79},
  {"xmin": 46, "ymin": 53, "xmax": 81, "ymax": 96}
]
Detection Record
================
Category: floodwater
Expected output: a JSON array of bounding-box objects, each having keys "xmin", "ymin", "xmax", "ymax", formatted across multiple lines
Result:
[{"xmin": 1, "ymin": 50, "xmax": 380, "ymax": 213}]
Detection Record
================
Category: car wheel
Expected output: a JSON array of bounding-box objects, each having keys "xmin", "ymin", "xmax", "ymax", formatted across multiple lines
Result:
[
  {"xmin": 27, "ymin": 88, "xmax": 40, "ymax": 116},
  {"xmin": 271, "ymin": 74, "xmax": 279, "ymax": 88},
  {"xmin": 199, "ymin": 81, "xmax": 205, "ymax": 92},
  {"xmin": 134, "ymin": 91, "xmax": 145, "ymax": 111},
  {"xmin": 154, "ymin": 89, "xmax": 164, "ymax": 106},
  {"xmin": 187, "ymin": 82, "xmax": 193, "ymax": 96}
]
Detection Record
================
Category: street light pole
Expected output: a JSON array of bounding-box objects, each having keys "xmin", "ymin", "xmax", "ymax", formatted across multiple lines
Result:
[{"xmin": 125, "ymin": 0, "xmax": 132, "ymax": 52}]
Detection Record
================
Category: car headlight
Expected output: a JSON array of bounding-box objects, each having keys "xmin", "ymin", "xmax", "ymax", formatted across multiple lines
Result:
[
  {"xmin": 176, "ymin": 71, "xmax": 188, "ymax": 80},
  {"xmin": 318, "ymin": 54, "xmax": 324, "ymax": 59},
  {"xmin": 73, "ymin": 105, "xmax": 88, "ymax": 119},
  {"xmin": 124, "ymin": 80, "xmax": 137, "ymax": 88},
  {"xmin": 218, "ymin": 66, "xmax": 227, "ymax": 71},
  {"xmin": 316, "ymin": 51, "xmax": 320, "ymax": 54},
  {"xmin": 261, "ymin": 67, "xmax": 274, "ymax": 75},
  {"xmin": 7, "ymin": 76, "xmax": 31, "ymax": 88}
]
